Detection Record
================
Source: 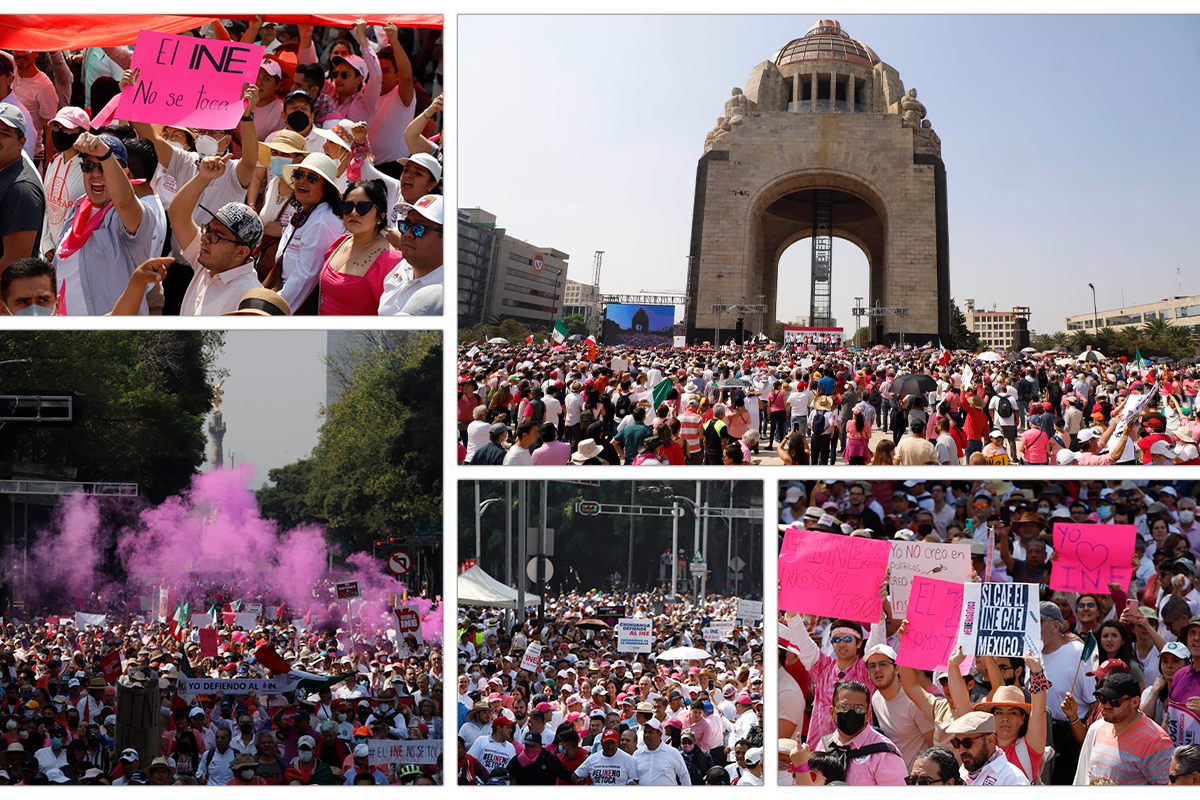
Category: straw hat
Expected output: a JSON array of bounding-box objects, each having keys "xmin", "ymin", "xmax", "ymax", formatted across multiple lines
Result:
[
  {"xmin": 571, "ymin": 439, "xmax": 603, "ymax": 464},
  {"xmin": 281, "ymin": 152, "xmax": 339, "ymax": 189},
  {"xmin": 814, "ymin": 395, "xmax": 833, "ymax": 411},
  {"xmin": 223, "ymin": 288, "xmax": 291, "ymax": 317},
  {"xmin": 257, "ymin": 129, "xmax": 307, "ymax": 167},
  {"xmin": 973, "ymin": 684, "xmax": 1031, "ymax": 715}
]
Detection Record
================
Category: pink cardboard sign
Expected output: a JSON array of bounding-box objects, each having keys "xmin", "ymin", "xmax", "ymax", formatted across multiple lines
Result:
[
  {"xmin": 897, "ymin": 576, "xmax": 964, "ymax": 672},
  {"xmin": 1050, "ymin": 522, "xmax": 1136, "ymax": 593},
  {"xmin": 115, "ymin": 29, "xmax": 264, "ymax": 129},
  {"xmin": 199, "ymin": 627, "xmax": 219, "ymax": 659},
  {"xmin": 779, "ymin": 527, "xmax": 890, "ymax": 624}
]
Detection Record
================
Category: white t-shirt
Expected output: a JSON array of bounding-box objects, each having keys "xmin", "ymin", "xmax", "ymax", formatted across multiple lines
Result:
[
  {"xmin": 467, "ymin": 736, "xmax": 515, "ymax": 775},
  {"xmin": 542, "ymin": 396, "xmax": 562, "ymax": 428},
  {"xmin": 575, "ymin": 748, "xmax": 639, "ymax": 785},
  {"xmin": 564, "ymin": 392, "xmax": 584, "ymax": 426},
  {"xmin": 41, "ymin": 153, "xmax": 86, "ymax": 251},
  {"xmin": 177, "ymin": 234, "xmax": 263, "ymax": 316},
  {"xmin": 464, "ymin": 420, "xmax": 491, "ymax": 462},
  {"xmin": 13, "ymin": 70, "xmax": 57, "ymax": 157},
  {"xmin": 503, "ymin": 445, "xmax": 533, "ymax": 466},
  {"xmin": 788, "ymin": 389, "xmax": 811, "ymax": 418},
  {"xmin": 370, "ymin": 86, "xmax": 417, "ymax": 163},
  {"xmin": 1043, "ymin": 640, "xmax": 1097, "ymax": 722}
]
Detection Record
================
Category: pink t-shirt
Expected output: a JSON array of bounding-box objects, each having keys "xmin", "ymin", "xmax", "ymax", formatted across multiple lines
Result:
[
  {"xmin": 1020, "ymin": 428, "xmax": 1050, "ymax": 464},
  {"xmin": 318, "ymin": 235, "xmax": 402, "ymax": 315},
  {"xmin": 812, "ymin": 723, "xmax": 907, "ymax": 785}
]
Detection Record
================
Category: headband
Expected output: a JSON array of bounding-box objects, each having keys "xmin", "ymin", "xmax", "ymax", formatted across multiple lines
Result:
[{"xmin": 830, "ymin": 627, "xmax": 862, "ymax": 640}]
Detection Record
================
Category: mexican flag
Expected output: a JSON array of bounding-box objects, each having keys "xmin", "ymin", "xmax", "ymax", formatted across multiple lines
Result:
[
  {"xmin": 939, "ymin": 341, "xmax": 951, "ymax": 366},
  {"xmin": 173, "ymin": 648, "xmax": 197, "ymax": 708},
  {"xmin": 552, "ymin": 320, "xmax": 569, "ymax": 344},
  {"xmin": 585, "ymin": 335, "xmax": 596, "ymax": 345},
  {"xmin": 206, "ymin": 605, "xmax": 219, "ymax": 626},
  {"xmin": 169, "ymin": 603, "xmax": 189, "ymax": 642},
  {"xmin": 651, "ymin": 376, "xmax": 673, "ymax": 410},
  {"xmin": 526, "ymin": 335, "xmax": 534, "ymax": 344},
  {"xmin": 254, "ymin": 644, "xmax": 352, "ymax": 696},
  {"xmin": 1134, "ymin": 348, "xmax": 1151, "ymax": 379}
]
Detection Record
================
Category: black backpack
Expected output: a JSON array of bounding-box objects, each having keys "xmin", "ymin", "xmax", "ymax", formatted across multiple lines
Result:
[
  {"xmin": 818, "ymin": 733, "xmax": 900, "ymax": 774},
  {"xmin": 810, "ymin": 412, "xmax": 827, "ymax": 437},
  {"xmin": 996, "ymin": 396, "xmax": 1013, "ymax": 419},
  {"xmin": 615, "ymin": 393, "xmax": 632, "ymax": 419}
]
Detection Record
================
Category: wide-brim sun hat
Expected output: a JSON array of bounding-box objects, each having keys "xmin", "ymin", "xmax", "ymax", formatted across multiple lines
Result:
[{"xmin": 281, "ymin": 152, "xmax": 339, "ymax": 189}]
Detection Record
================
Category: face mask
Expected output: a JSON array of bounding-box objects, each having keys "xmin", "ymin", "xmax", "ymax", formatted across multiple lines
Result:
[
  {"xmin": 19, "ymin": 730, "xmax": 28, "ymax": 738},
  {"xmin": 5, "ymin": 719, "xmax": 16, "ymax": 730},
  {"xmin": 336, "ymin": 713, "xmax": 347, "ymax": 723},
  {"xmin": 298, "ymin": 750, "xmax": 313, "ymax": 763},
  {"xmin": 1097, "ymin": 505, "xmax": 1112, "ymax": 520},
  {"xmin": 4, "ymin": 301, "xmax": 54, "ymax": 316},
  {"xmin": 1180, "ymin": 510, "xmax": 1195, "ymax": 524},
  {"xmin": 51, "ymin": 129, "xmax": 81, "ymax": 153},
  {"xmin": 239, "ymin": 723, "xmax": 253, "ymax": 735},
  {"xmin": 917, "ymin": 523, "xmax": 933, "ymax": 537},
  {"xmin": 240, "ymin": 769, "xmax": 256, "ymax": 781},
  {"xmin": 270, "ymin": 156, "xmax": 290, "ymax": 178},
  {"xmin": 195, "ymin": 135, "xmax": 223, "ymax": 157},
  {"xmin": 1038, "ymin": 508, "xmax": 1049, "ymax": 517},
  {"xmin": 835, "ymin": 709, "xmax": 867, "ymax": 737},
  {"xmin": 67, "ymin": 717, "xmax": 78, "ymax": 728},
  {"xmin": 286, "ymin": 110, "xmax": 311, "ymax": 132},
  {"xmin": 50, "ymin": 737, "xmax": 63, "ymax": 749},
  {"xmin": 355, "ymin": 736, "xmax": 367, "ymax": 745}
]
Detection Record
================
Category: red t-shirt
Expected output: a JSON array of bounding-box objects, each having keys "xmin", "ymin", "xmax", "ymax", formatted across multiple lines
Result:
[
  {"xmin": 658, "ymin": 442, "xmax": 686, "ymax": 465},
  {"xmin": 1138, "ymin": 433, "xmax": 1173, "ymax": 464}
]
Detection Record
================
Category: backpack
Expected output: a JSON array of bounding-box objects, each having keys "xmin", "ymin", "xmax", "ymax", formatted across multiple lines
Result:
[
  {"xmin": 810, "ymin": 412, "xmax": 827, "ymax": 437},
  {"xmin": 997, "ymin": 396, "xmax": 1013, "ymax": 419},
  {"xmin": 615, "ymin": 393, "xmax": 632, "ymax": 420},
  {"xmin": 818, "ymin": 733, "xmax": 900, "ymax": 775}
]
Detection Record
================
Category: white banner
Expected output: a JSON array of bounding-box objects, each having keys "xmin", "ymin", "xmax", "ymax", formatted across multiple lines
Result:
[
  {"xmin": 519, "ymin": 642, "xmax": 542, "ymax": 673},
  {"xmin": 177, "ymin": 677, "xmax": 289, "ymax": 695},
  {"xmin": 191, "ymin": 613, "xmax": 214, "ymax": 630},
  {"xmin": 234, "ymin": 612, "xmax": 259, "ymax": 630},
  {"xmin": 75, "ymin": 613, "xmax": 107, "ymax": 629},
  {"xmin": 735, "ymin": 599, "xmax": 763, "ymax": 623},
  {"xmin": 367, "ymin": 739, "xmax": 442, "ymax": 766},
  {"xmin": 243, "ymin": 603, "xmax": 263, "ymax": 617},
  {"xmin": 673, "ymin": 336, "xmax": 686, "ymax": 348},
  {"xmin": 887, "ymin": 540, "xmax": 972, "ymax": 616},
  {"xmin": 610, "ymin": 357, "xmax": 630, "ymax": 373},
  {"xmin": 617, "ymin": 618, "xmax": 653, "ymax": 653},
  {"xmin": 702, "ymin": 621, "xmax": 735, "ymax": 642}
]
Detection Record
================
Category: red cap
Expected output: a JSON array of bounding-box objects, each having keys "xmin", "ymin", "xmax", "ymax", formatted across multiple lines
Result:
[
  {"xmin": 601, "ymin": 729, "xmax": 619, "ymax": 743},
  {"xmin": 1086, "ymin": 658, "xmax": 1130, "ymax": 678}
]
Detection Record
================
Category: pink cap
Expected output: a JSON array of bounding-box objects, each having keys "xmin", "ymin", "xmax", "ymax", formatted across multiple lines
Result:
[
  {"xmin": 51, "ymin": 106, "xmax": 91, "ymax": 131},
  {"xmin": 533, "ymin": 702, "xmax": 554, "ymax": 713},
  {"xmin": 486, "ymin": 692, "xmax": 502, "ymax": 702},
  {"xmin": 565, "ymin": 712, "xmax": 584, "ymax": 723},
  {"xmin": 688, "ymin": 667, "xmax": 701, "ymax": 675},
  {"xmin": 260, "ymin": 59, "xmax": 283, "ymax": 79},
  {"xmin": 331, "ymin": 54, "xmax": 368, "ymax": 78},
  {"xmin": 736, "ymin": 694, "xmax": 753, "ymax": 704},
  {"xmin": 664, "ymin": 717, "xmax": 684, "ymax": 730}
]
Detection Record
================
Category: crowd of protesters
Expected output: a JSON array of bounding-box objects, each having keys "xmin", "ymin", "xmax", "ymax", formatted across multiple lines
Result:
[
  {"xmin": 0, "ymin": 17, "xmax": 443, "ymax": 316},
  {"xmin": 0, "ymin": 578, "xmax": 444, "ymax": 785},
  {"xmin": 455, "ymin": 339, "xmax": 1199, "ymax": 466},
  {"xmin": 457, "ymin": 589, "xmax": 765, "ymax": 785},
  {"xmin": 778, "ymin": 479, "xmax": 1200, "ymax": 786}
]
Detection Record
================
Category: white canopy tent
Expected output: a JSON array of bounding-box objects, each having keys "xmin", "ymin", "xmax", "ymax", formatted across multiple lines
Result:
[{"xmin": 457, "ymin": 565, "xmax": 541, "ymax": 609}]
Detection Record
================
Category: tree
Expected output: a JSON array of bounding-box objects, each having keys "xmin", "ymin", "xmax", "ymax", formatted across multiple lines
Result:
[
  {"xmin": 303, "ymin": 333, "xmax": 442, "ymax": 552},
  {"xmin": 947, "ymin": 298, "xmax": 982, "ymax": 351},
  {"xmin": 0, "ymin": 332, "xmax": 222, "ymax": 502},
  {"xmin": 774, "ymin": 321, "xmax": 786, "ymax": 342},
  {"xmin": 562, "ymin": 314, "xmax": 587, "ymax": 337},
  {"xmin": 255, "ymin": 458, "xmax": 318, "ymax": 531},
  {"xmin": 1031, "ymin": 333, "xmax": 1055, "ymax": 352}
]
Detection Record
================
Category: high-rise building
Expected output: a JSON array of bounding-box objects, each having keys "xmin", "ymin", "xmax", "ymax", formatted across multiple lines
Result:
[
  {"xmin": 963, "ymin": 300, "xmax": 1017, "ymax": 350},
  {"xmin": 564, "ymin": 279, "xmax": 602, "ymax": 332}
]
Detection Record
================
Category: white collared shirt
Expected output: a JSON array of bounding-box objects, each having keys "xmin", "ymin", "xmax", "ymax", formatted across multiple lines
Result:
[
  {"xmin": 377, "ymin": 261, "xmax": 443, "ymax": 315},
  {"xmin": 178, "ymin": 235, "xmax": 263, "ymax": 315},
  {"xmin": 632, "ymin": 741, "xmax": 691, "ymax": 786}
]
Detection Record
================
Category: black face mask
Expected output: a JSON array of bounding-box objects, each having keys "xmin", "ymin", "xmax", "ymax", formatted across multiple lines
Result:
[
  {"xmin": 835, "ymin": 709, "xmax": 867, "ymax": 737},
  {"xmin": 51, "ymin": 129, "xmax": 80, "ymax": 153},
  {"xmin": 286, "ymin": 110, "xmax": 311, "ymax": 132},
  {"xmin": 917, "ymin": 523, "xmax": 934, "ymax": 536},
  {"xmin": 239, "ymin": 723, "xmax": 253, "ymax": 735}
]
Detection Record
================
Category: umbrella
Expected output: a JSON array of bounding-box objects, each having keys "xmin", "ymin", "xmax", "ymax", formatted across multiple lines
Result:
[
  {"xmin": 1020, "ymin": 347, "xmax": 1037, "ymax": 353},
  {"xmin": 576, "ymin": 618, "xmax": 610, "ymax": 630},
  {"xmin": 978, "ymin": 351, "xmax": 1004, "ymax": 362},
  {"xmin": 488, "ymin": 337, "xmax": 509, "ymax": 344},
  {"xmin": 890, "ymin": 373, "xmax": 938, "ymax": 396},
  {"xmin": 872, "ymin": 344, "xmax": 887, "ymax": 351},
  {"xmin": 657, "ymin": 646, "xmax": 712, "ymax": 661},
  {"xmin": 568, "ymin": 334, "xmax": 585, "ymax": 341},
  {"xmin": 1077, "ymin": 351, "xmax": 1107, "ymax": 362},
  {"xmin": 1055, "ymin": 358, "xmax": 1075, "ymax": 367},
  {"xmin": 719, "ymin": 377, "xmax": 752, "ymax": 388},
  {"xmin": 551, "ymin": 345, "xmax": 567, "ymax": 351}
]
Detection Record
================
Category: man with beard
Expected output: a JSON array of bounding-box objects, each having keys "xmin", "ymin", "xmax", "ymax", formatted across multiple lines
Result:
[
  {"xmin": 576, "ymin": 728, "xmax": 638, "ymax": 785},
  {"xmin": 946, "ymin": 712, "xmax": 1029, "ymax": 785},
  {"xmin": 865, "ymin": 645, "xmax": 933, "ymax": 770},
  {"xmin": 811, "ymin": 680, "xmax": 906, "ymax": 785},
  {"xmin": 509, "ymin": 730, "xmax": 577, "ymax": 785},
  {"xmin": 1074, "ymin": 673, "xmax": 1174, "ymax": 784}
]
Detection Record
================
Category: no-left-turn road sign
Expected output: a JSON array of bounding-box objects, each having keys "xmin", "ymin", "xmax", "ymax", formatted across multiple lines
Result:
[{"xmin": 387, "ymin": 549, "xmax": 413, "ymax": 577}]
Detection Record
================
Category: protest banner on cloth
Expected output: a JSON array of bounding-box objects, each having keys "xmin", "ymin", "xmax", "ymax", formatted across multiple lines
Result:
[
  {"xmin": 177, "ymin": 676, "xmax": 288, "ymax": 695},
  {"xmin": 779, "ymin": 527, "xmax": 890, "ymax": 623},
  {"xmin": 617, "ymin": 618, "xmax": 652, "ymax": 653},
  {"xmin": 115, "ymin": 30, "xmax": 264, "ymax": 129},
  {"xmin": 896, "ymin": 576, "xmax": 964, "ymax": 672},
  {"xmin": 367, "ymin": 739, "xmax": 442, "ymax": 766},
  {"xmin": 519, "ymin": 642, "xmax": 542, "ymax": 673},
  {"xmin": 393, "ymin": 605, "xmax": 423, "ymax": 646},
  {"xmin": 1050, "ymin": 522, "xmax": 1135, "ymax": 593},
  {"xmin": 198, "ymin": 628, "xmax": 219, "ymax": 658},
  {"xmin": 958, "ymin": 582, "xmax": 1041, "ymax": 657},
  {"xmin": 887, "ymin": 540, "xmax": 971, "ymax": 616}
]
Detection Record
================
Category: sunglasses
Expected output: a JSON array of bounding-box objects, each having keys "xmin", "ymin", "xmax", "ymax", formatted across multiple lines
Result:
[
  {"xmin": 339, "ymin": 200, "xmax": 379, "ymax": 217},
  {"xmin": 292, "ymin": 169, "xmax": 322, "ymax": 185},
  {"xmin": 332, "ymin": 70, "xmax": 356, "ymax": 80},
  {"xmin": 949, "ymin": 737, "xmax": 976, "ymax": 749},
  {"xmin": 79, "ymin": 160, "xmax": 107, "ymax": 173},
  {"xmin": 398, "ymin": 220, "xmax": 442, "ymax": 238},
  {"xmin": 1097, "ymin": 695, "xmax": 1132, "ymax": 707},
  {"xmin": 905, "ymin": 776, "xmax": 941, "ymax": 785},
  {"xmin": 1169, "ymin": 772, "xmax": 1193, "ymax": 784},
  {"xmin": 1077, "ymin": 602, "xmax": 1098, "ymax": 609}
]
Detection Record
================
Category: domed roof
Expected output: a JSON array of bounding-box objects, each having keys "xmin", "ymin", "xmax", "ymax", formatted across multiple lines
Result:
[{"xmin": 773, "ymin": 20, "xmax": 880, "ymax": 70}]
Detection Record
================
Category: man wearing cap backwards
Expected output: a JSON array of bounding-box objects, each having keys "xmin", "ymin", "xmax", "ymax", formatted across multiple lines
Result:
[
  {"xmin": 377, "ymin": 194, "xmax": 443, "ymax": 315},
  {"xmin": 467, "ymin": 711, "xmax": 517, "ymax": 776},
  {"xmin": 0, "ymin": 102, "xmax": 44, "ymax": 274},
  {"xmin": 946, "ymin": 711, "xmax": 1030, "ymax": 785},
  {"xmin": 632, "ymin": 716, "xmax": 690, "ymax": 785},
  {"xmin": 809, "ymin": 679, "xmax": 906, "ymax": 785},
  {"xmin": 864, "ymin": 644, "xmax": 933, "ymax": 770},
  {"xmin": 1073, "ymin": 671, "xmax": 1175, "ymax": 784}
]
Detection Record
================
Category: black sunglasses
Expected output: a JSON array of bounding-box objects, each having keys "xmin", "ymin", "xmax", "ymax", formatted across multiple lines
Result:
[
  {"xmin": 79, "ymin": 160, "xmax": 105, "ymax": 173},
  {"xmin": 1169, "ymin": 772, "xmax": 1194, "ymax": 784},
  {"xmin": 905, "ymin": 776, "xmax": 941, "ymax": 785},
  {"xmin": 339, "ymin": 200, "xmax": 380, "ymax": 217}
]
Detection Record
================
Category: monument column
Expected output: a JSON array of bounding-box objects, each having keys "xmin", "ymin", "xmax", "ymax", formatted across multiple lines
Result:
[
  {"xmin": 793, "ymin": 72, "xmax": 802, "ymax": 111},
  {"xmin": 810, "ymin": 72, "xmax": 817, "ymax": 111}
]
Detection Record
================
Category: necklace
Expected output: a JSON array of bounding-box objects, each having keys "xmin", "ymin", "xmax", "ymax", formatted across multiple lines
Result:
[{"xmin": 340, "ymin": 234, "xmax": 383, "ymax": 272}]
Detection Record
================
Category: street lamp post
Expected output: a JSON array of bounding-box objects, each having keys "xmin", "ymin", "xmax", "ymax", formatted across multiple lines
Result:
[{"xmin": 1088, "ymin": 283, "xmax": 1098, "ymax": 338}]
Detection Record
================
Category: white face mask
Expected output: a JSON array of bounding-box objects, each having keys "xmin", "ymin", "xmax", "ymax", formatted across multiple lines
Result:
[
  {"xmin": 5, "ymin": 719, "xmax": 16, "ymax": 730},
  {"xmin": 298, "ymin": 750, "xmax": 313, "ymax": 763},
  {"xmin": 1179, "ymin": 510, "xmax": 1195, "ymax": 524},
  {"xmin": 195, "ymin": 135, "xmax": 223, "ymax": 157},
  {"xmin": 3, "ymin": 300, "xmax": 55, "ymax": 316},
  {"xmin": 336, "ymin": 713, "xmax": 347, "ymax": 723},
  {"xmin": 240, "ymin": 769, "xmax": 256, "ymax": 781}
]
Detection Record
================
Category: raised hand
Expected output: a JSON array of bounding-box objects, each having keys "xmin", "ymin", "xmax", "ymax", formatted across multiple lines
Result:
[
  {"xmin": 948, "ymin": 645, "xmax": 965, "ymax": 667},
  {"xmin": 130, "ymin": 257, "xmax": 173, "ymax": 287},
  {"xmin": 426, "ymin": 94, "xmax": 443, "ymax": 116},
  {"xmin": 198, "ymin": 153, "xmax": 233, "ymax": 180},
  {"xmin": 242, "ymin": 81, "xmax": 260, "ymax": 109},
  {"xmin": 1061, "ymin": 692, "xmax": 1078, "ymax": 721},
  {"xmin": 73, "ymin": 132, "xmax": 111, "ymax": 158},
  {"xmin": 119, "ymin": 67, "xmax": 140, "ymax": 90},
  {"xmin": 351, "ymin": 121, "xmax": 369, "ymax": 144}
]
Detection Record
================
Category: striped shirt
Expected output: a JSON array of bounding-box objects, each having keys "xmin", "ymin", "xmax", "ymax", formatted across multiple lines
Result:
[
  {"xmin": 677, "ymin": 413, "xmax": 703, "ymax": 457},
  {"xmin": 1073, "ymin": 713, "xmax": 1174, "ymax": 785}
]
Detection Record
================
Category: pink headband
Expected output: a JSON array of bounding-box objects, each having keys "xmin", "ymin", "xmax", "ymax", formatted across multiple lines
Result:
[{"xmin": 830, "ymin": 627, "xmax": 862, "ymax": 640}]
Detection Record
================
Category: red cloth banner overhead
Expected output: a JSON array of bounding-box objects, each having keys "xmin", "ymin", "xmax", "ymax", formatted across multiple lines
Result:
[{"xmin": 0, "ymin": 15, "xmax": 443, "ymax": 51}]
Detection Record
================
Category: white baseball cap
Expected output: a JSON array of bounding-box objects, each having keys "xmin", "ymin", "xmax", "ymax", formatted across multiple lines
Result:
[
  {"xmin": 397, "ymin": 152, "xmax": 442, "ymax": 183},
  {"xmin": 401, "ymin": 194, "xmax": 444, "ymax": 226}
]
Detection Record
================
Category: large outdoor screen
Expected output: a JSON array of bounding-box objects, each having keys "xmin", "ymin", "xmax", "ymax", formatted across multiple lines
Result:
[{"xmin": 602, "ymin": 304, "xmax": 675, "ymax": 346}]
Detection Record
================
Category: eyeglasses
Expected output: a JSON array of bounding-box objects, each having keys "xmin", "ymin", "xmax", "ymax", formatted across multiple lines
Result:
[
  {"xmin": 905, "ymin": 776, "xmax": 941, "ymax": 785},
  {"xmin": 398, "ymin": 220, "xmax": 443, "ymax": 238},
  {"xmin": 866, "ymin": 661, "xmax": 894, "ymax": 671},
  {"xmin": 834, "ymin": 704, "xmax": 868, "ymax": 715},
  {"xmin": 200, "ymin": 224, "xmax": 243, "ymax": 247},
  {"xmin": 292, "ymin": 169, "xmax": 321, "ymax": 185},
  {"xmin": 339, "ymin": 200, "xmax": 379, "ymax": 217},
  {"xmin": 332, "ymin": 70, "xmax": 356, "ymax": 79},
  {"xmin": 949, "ymin": 737, "xmax": 976, "ymax": 749}
]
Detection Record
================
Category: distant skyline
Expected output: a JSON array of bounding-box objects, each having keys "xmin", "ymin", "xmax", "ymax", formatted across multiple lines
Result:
[{"xmin": 460, "ymin": 15, "xmax": 1200, "ymax": 336}]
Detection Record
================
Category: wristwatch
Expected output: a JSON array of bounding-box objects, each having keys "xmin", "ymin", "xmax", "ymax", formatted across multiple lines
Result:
[
  {"xmin": 241, "ymin": 112, "xmax": 255, "ymax": 122},
  {"xmin": 96, "ymin": 146, "xmax": 113, "ymax": 162}
]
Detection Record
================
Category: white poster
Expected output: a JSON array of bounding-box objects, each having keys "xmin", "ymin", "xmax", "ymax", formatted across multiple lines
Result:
[
  {"xmin": 888, "ymin": 540, "xmax": 972, "ymax": 616},
  {"xmin": 702, "ymin": 621, "xmax": 735, "ymax": 642},
  {"xmin": 610, "ymin": 357, "xmax": 630, "ymax": 373},
  {"xmin": 75, "ymin": 613, "xmax": 107, "ymax": 629},
  {"xmin": 393, "ymin": 605, "xmax": 424, "ymax": 647},
  {"xmin": 367, "ymin": 739, "xmax": 442, "ymax": 766},
  {"xmin": 520, "ymin": 642, "xmax": 542, "ymax": 673},
  {"xmin": 958, "ymin": 582, "xmax": 1042, "ymax": 657},
  {"xmin": 234, "ymin": 612, "xmax": 259, "ymax": 630},
  {"xmin": 673, "ymin": 336, "xmax": 686, "ymax": 348},
  {"xmin": 617, "ymin": 618, "xmax": 653, "ymax": 653},
  {"xmin": 735, "ymin": 599, "xmax": 763, "ymax": 624}
]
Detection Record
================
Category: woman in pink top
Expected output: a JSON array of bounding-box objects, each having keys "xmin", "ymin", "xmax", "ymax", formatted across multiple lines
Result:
[
  {"xmin": 319, "ymin": 180, "xmax": 402, "ymax": 315},
  {"xmin": 1018, "ymin": 424, "xmax": 1051, "ymax": 464},
  {"xmin": 843, "ymin": 407, "xmax": 872, "ymax": 465}
]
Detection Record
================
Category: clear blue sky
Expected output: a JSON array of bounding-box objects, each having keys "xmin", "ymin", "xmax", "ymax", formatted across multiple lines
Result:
[{"xmin": 460, "ymin": 15, "xmax": 1200, "ymax": 335}]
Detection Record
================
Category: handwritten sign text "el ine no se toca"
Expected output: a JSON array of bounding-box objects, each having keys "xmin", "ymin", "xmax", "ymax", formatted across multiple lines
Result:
[{"xmin": 115, "ymin": 30, "xmax": 265, "ymax": 130}]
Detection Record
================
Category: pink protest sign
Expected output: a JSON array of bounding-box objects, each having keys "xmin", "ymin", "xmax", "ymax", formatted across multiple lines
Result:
[
  {"xmin": 779, "ymin": 527, "xmax": 890, "ymax": 624},
  {"xmin": 199, "ymin": 627, "xmax": 219, "ymax": 658},
  {"xmin": 897, "ymin": 576, "xmax": 964, "ymax": 671},
  {"xmin": 115, "ymin": 30, "xmax": 264, "ymax": 129},
  {"xmin": 1050, "ymin": 522, "xmax": 1136, "ymax": 593}
]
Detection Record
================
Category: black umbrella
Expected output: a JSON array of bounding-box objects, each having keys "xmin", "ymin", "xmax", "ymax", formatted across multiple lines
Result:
[{"xmin": 891, "ymin": 373, "xmax": 938, "ymax": 396}]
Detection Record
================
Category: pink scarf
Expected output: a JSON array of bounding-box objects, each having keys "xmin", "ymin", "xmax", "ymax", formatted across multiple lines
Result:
[{"xmin": 57, "ymin": 196, "xmax": 114, "ymax": 260}]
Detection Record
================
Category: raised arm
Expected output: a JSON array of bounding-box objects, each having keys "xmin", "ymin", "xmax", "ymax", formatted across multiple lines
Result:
[
  {"xmin": 383, "ymin": 23, "xmax": 415, "ymax": 106},
  {"xmin": 1024, "ymin": 652, "xmax": 1048, "ymax": 757},
  {"xmin": 124, "ymin": 69, "xmax": 179, "ymax": 168},
  {"xmin": 997, "ymin": 522, "xmax": 1016, "ymax": 571},
  {"xmin": 242, "ymin": 16, "xmax": 264, "ymax": 45},
  {"xmin": 235, "ymin": 82, "xmax": 261, "ymax": 190},
  {"xmin": 100, "ymin": 46, "xmax": 134, "ymax": 70},
  {"xmin": 169, "ymin": 154, "xmax": 233, "ymax": 252},
  {"xmin": 74, "ymin": 132, "xmax": 141, "ymax": 234},
  {"xmin": 783, "ymin": 612, "xmax": 820, "ymax": 670},
  {"xmin": 404, "ymin": 94, "xmax": 441, "ymax": 155},
  {"xmin": 945, "ymin": 647, "xmax": 973, "ymax": 720}
]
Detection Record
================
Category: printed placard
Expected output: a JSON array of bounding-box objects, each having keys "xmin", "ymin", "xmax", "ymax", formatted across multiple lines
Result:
[
  {"xmin": 199, "ymin": 628, "xmax": 219, "ymax": 658},
  {"xmin": 177, "ymin": 676, "xmax": 287, "ymax": 695},
  {"xmin": 617, "ymin": 618, "xmax": 653, "ymax": 653},
  {"xmin": 888, "ymin": 540, "xmax": 972, "ymax": 616},
  {"xmin": 779, "ymin": 527, "xmax": 890, "ymax": 623},
  {"xmin": 1050, "ymin": 522, "xmax": 1135, "ymax": 593},
  {"xmin": 702, "ymin": 621, "xmax": 734, "ymax": 642},
  {"xmin": 958, "ymin": 582, "xmax": 1041, "ymax": 657},
  {"xmin": 736, "ymin": 598, "xmax": 763, "ymax": 624},
  {"xmin": 394, "ymin": 605, "xmax": 424, "ymax": 646},
  {"xmin": 367, "ymin": 739, "xmax": 442, "ymax": 766},
  {"xmin": 115, "ymin": 30, "xmax": 264, "ymax": 129},
  {"xmin": 519, "ymin": 642, "xmax": 542, "ymax": 673}
]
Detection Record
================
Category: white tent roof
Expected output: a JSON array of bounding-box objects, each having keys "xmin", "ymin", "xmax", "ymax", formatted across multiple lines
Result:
[{"xmin": 458, "ymin": 565, "xmax": 541, "ymax": 610}]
